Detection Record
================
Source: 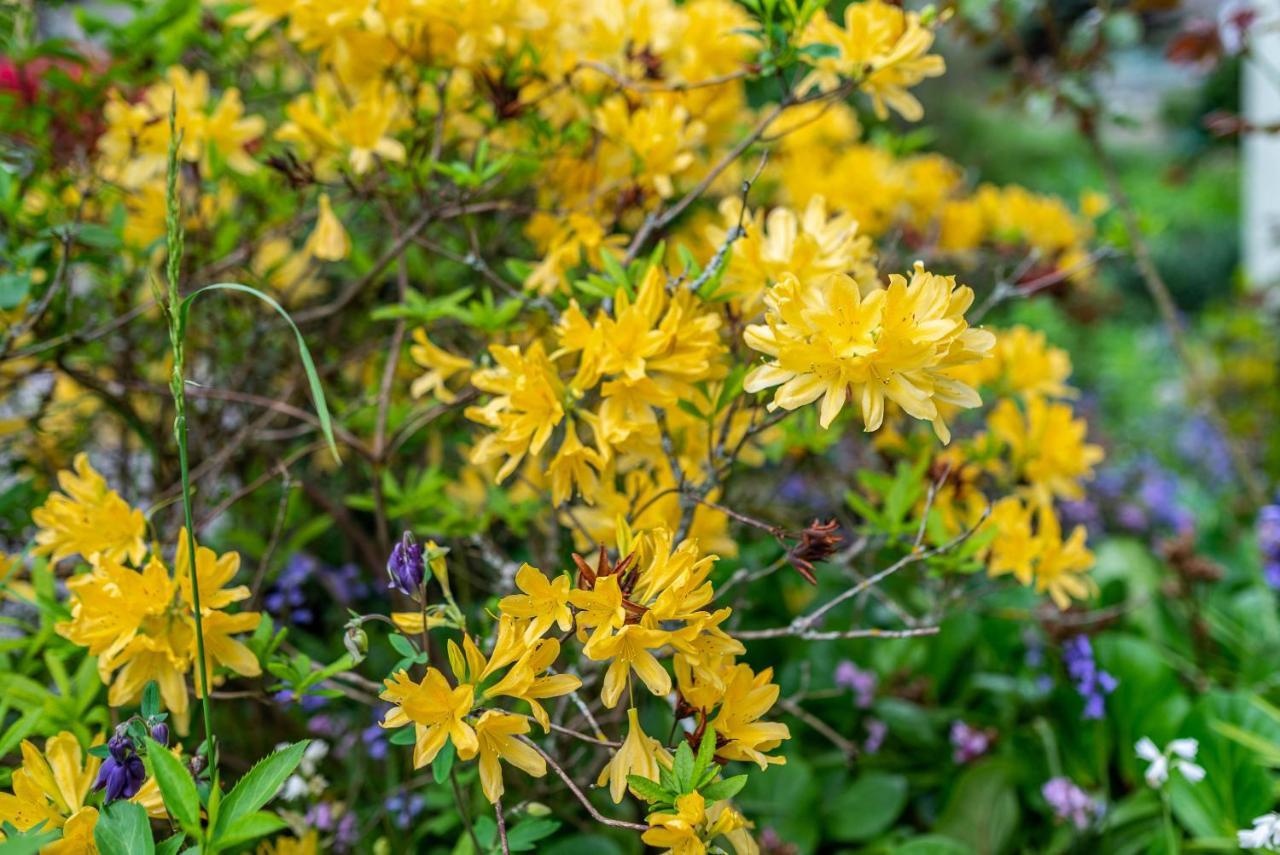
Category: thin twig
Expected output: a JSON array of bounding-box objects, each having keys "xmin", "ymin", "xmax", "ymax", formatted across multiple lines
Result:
[{"xmin": 519, "ymin": 737, "xmax": 648, "ymax": 832}]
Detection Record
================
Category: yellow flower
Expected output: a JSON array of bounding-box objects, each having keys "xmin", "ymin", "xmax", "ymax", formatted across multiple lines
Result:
[
  {"xmin": 0, "ymin": 732, "xmax": 159, "ymax": 853},
  {"xmin": 987, "ymin": 396, "xmax": 1103, "ymax": 502},
  {"xmin": 547, "ymin": 420, "xmax": 605, "ymax": 506},
  {"xmin": 802, "ymin": 1, "xmax": 945, "ymax": 121},
  {"xmin": 498, "ymin": 564, "xmax": 574, "ymax": 642},
  {"xmin": 409, "ymin": 330, "xmax": 472, "ymax": 403},
  {"xmin": 380, "ymin": 668, "xmax": 478, "ymax": 768},
  {"xmin": 334, "ymin": 81, "xmax": 407, "ymax": 175},
  {"xmin": 709, "ymin": 664, "xmax": 790, "ymax": 769},
  {"xmin": 466, "ymin": 341, "xmax": 566, "ymax": 481},
  {"xmin": 584, "ymin": 622, "xmax": 673, "ymax": 708},
  {"xmin": 304, "ymin": 193, "xmax": 350, "ymax": 261},
  {"xmin": 596, "ymin": 707, "xmax": 668, "ymax": 803},
  {"xmin": 595, "ymin": 94, "xmax": 704, "ymax": 199},
  {"xmin": 175, "ymin": 530, "xmax": 251, "ymax": 612},
  {"xmin": 1080, "ymin": 189, "xmax": 1111, "ymax": 219},
  {"xmin": 706, "ymin": 195, "xmax": 875, "ymax": 316},
  {"xmin": 0, "ymin": 552, "xmax": 34, "ymax": 602},
  {"xmin": 1032, "ymin": 503, "xmax": 1096, "ymax": 610},
  {"xmin": 257, "ymin": 830, "xmax": 320, "ymax": 855},
  {"xmin": 744, "ymin": 264, "xmax": 994, "ymax": 442},
  {"xmin": 642, "ymin": 791, "xmax": 708, "ymax": 855},
  {"xmin": 483, "ymin": 637, "xmax": 582, "ymax": 731},
  {"xmin": 985, "ymin": 497, "xmax": 1039, "ymax": 586},
  {"xmin": 567, "ymin": 573, "xmax": 627, "ymax": 645},
  {"xmin": 32, "ymin": 453, "xmax": 146, "ymax": 565},
  {"xmin": 468, "ymin": 710, "xmax": 547, "ymax": 804}
]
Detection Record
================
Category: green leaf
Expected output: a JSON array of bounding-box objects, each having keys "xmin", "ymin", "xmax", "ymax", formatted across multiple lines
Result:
[
  {"xmin": 672, "ymin": 741, "xmax": 695, "ymax": 793},
  {"xmin": 933, "ymin": 761, "xmax": 1019, "ymax": 855},
  {"xmin": 0, "ymin": 824, "xmax": 61, "ymax": 855},
  {"xmin": 214, "ymin": 811, "xmax": 289, "ymax": 849},
  {"xmin": 142, "ymin": 681, "xmax": 161, "ymax": 718},
  {"xmin": 0, "ymin": 272, "xmax": 31, "ymax": 310},
  {"xmin": 180, "ymin": 283, "xmax": 340, "ymax": 462},
  {"xmin": 155, "ymin": 835, "xmax": 185, "ymax": 855},
  {"xmin": 214, "ymin": 741, "xmax": 310, "ymax": 836},
  {"xmin": 699, "ymin": 774, "xmax": 748, "ymax": 802},
  {"xmin": 389, "ymin": 727, "xmax": 417, "ymax": 746},
  {"xmin": 432, "ymin": 739, "xmax": 456, "ymax": 784},
  {"xmin": 625, "ymin": 775, "xmax": 671, "ymax": 804},
  {"xmin": 388, "ymin": 633, "xmax": 417, "ymax": 658},
  {"xmin": 693, "ymin": 727, "xmax": 716, "ymax": 782},
  {"xmin": 506, "ymin": 818, "xmax": 560, "ymax": 852},
  {"xmin": 94, "ymin": 801, "xmax": 155, "ymax": 855},
  {"xmin": 825, "ymin": 771, "xmax": 909, "ymax": 842},
  {"xmin": 145, "ymin": 738, "xmax": 201, "ymax": 838}
]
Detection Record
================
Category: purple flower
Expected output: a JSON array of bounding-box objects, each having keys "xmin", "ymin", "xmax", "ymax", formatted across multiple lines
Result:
[
  {"xmin": 950, "ymin": 721, "xmax": 993, "ymax": 764},
  {"xmin": 150, "ymin": 723, "xmax": 169, "ymax": 746},
  {"xmin": 94, "ymin": 735, "xmax": 146, "ymax": 802},
  {"xmin": 385, "ymin": 791, "xmax": 426, "ymax": 829},
  {"xmin": 1042, "ymin": 776, "xmax": 1102, "ymax": 830},
  {"xmin": 834, "ymin": 660, "xmax": 877, "ymax": 708},
  {"xmin": 864, "ymin": 718, "xmax": 887, "ymax": 755},
  {"xmin": 1063, "ymin": 636, "xmax": 1116, "ymax": 720},
  {"xmin": 387, "ymin": 532, "xmax": 425, "ymax": 596}
]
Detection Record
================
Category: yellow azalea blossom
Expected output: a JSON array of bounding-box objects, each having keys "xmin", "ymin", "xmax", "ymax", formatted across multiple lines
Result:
[
  {"xmin": 0, "ymin": 552, "xmax": 34, "ymax": 602},
  {"xmin": 548, "ymin": 420, "xmax": 606, "ymax": 506},
  {"xmin": 32, "ymin": 453, "xmax": 147, "ymax": 565},
  {"xmin": 801, "ymin": 1, "xmax": 945, "ymax": 121},
  {"xmin": 595, "ymin": 94, "xmax": 705, "ymax": 199},
  {"xmin": 409, "ymin": 330, "xmax": 472, "ymax": 403},
  {"xmin": 710, "ymin": 664, "xmax": 790, "ymax": 769},
  {"xmin": 596, "ymin": 707, "xmax": 669, "ymax": 803},
  {"xmin": 304, "ymin": 193, "xmax": 350, "ymax": 261},
  {"xmin": 584, "ymin": 621, "xmax": 673, "ymax": 708},
  {"xmin": 175, "ymin": 530, "xmax": 251, "ymax": 612},
  {"xmin": 498, "ymin": 564, "xmax": 574, "ymax": 642},
  {"xmin": 642, "ymin": 791, "xmax": 709, "ymax": 855},
  {"xmin": 466, "ymin": 341, "xmax": 566, "ymax": 481},
  {"xmin": 483, "ymin": 637, "xmax": 582, "ymax": 731},
  {"xmin": 380, "ymin": 668, "xmax": 478, "ymax": 767},
  {"xmin": 1032, "ymin": 503, "xmax": 1096, "ymax": 609},
  {"xmin": 743, "ymin": 264, "xmax": 994, "ymax": 442},
  {"xmin": 468, "ymin": 710, "xmax": 547, "ymax": 804},
  {"xmin": 567, "ymin": 572, "xmax": 627, "ymax": 645},
  {"xmin": 390, "ymin": 611, "xmax": 452, "ymax": 634},
  {"xmin": 985, "ymin": 497, "xmax": 1039, "ymax": 586},
  {"xmin": 987, "ymin": 396, "xmax": 1103, "ymax": 502},
  {"xmin": 0, "ymin": 731, "xmax": 160, "ymax": 851},
  {"xmin": 706, "ymin": 195, "xmax": 875, "ymax": 315},
  {"xmin": 257, "ymin": 830, "xmax": 320, "ymax": 855}
]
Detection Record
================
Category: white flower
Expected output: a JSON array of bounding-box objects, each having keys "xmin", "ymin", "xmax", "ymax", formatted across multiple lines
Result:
[
  {"xmin": 1239, "ymin": 812, "xmax": 1280, "ymax": 850},
  {"xmin": 1135, "ymin": 737, "xmax": 1205, "ymax": 788}
]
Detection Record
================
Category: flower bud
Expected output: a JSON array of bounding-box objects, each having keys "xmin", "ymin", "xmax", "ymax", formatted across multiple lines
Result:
[
  {"xmin": 151, "ymin": 722, "xmax": 169, "ymax": 746},
  {"xmin": 344, "ymin": 625, "xmax": 369, "ymax": 664},
  {"xmin": 387, "ymin": 532, "xmax": 425, "ymax": 596}
]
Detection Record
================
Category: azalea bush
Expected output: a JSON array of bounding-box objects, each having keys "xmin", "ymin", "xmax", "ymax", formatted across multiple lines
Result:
[{"xmin": 1, "ymin": 0, "xmax": 1278, "ymax": 852}]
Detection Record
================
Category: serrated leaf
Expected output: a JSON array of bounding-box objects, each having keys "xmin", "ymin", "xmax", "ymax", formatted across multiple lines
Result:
[
  {"xmin": 699, "ymin": 774, "xmax": 748, "ymax": 802},
  {"xmin": 145, "ymin": 739, "xmax": 200, "ymax": 838},
  {"xmin": 214, "ymin": 741, "xmax": 310, "ymax": 836}
]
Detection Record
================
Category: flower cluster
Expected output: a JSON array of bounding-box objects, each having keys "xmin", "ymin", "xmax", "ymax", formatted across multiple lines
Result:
[
  {"xmin": 36, "ymin": 456, "xmax": 262, "ymax": 727},
  {"xmin": 1062, "ymin": 635, "xmax": 1118, "ymax": 720}
]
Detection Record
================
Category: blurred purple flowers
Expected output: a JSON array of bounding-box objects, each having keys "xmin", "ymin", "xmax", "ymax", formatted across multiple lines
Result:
[
  {"xmin": 834, "ymin": 660, "xmax": 877, "ymax": 708},
  {"xmin": 265, "ymin": 553, "xmax": 371, "ymax": 627},
  {"xmin": 1258, "ymin": 503, "xmax": 1280, "ymax": 590},
  {"xmin": 1063, "ymin": 636, "xmax": 1117, "ymax": 720},
  {"xmin": 1042, "ymin": 776, "xmax": 1103, "ymax": 830},
  {"xmin": 951, "ymin": 721, "xmax": 994, "ymax": 764}
]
